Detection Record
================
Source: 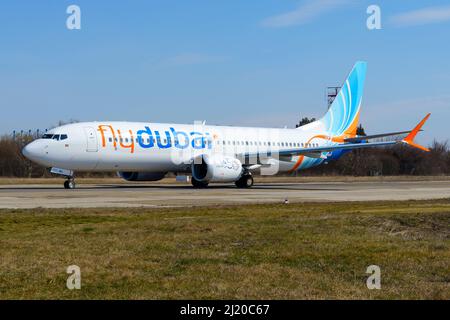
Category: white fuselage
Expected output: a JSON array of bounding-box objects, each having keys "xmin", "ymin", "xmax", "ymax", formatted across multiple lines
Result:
[{"xmin": 22, "ymin": 121, "xmax": 330, "ymax": 174}]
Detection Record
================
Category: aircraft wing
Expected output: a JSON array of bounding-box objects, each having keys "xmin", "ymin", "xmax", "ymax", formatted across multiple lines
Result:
[{"xmin": 241, "ymin": 113, "xmax": 431, "ymax": 159}]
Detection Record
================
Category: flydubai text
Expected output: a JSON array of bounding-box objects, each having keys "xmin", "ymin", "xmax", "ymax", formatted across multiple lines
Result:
[{"xmin": 97, "ymin": 125, "xmax": 213, "ymax": 153}]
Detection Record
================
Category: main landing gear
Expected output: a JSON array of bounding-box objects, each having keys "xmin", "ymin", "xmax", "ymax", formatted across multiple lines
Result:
[
  {"xmin": 190, "ymin": 173, "xmax": 254, "ymax": 188},
  {"xmin": 235, "ymin": 173, "xmax": 254, "ymax": 188},
  {"xmin": 63, "ymin": 177, "xmax": 76, "ymax": 189},
  {"xmin": 191, "ymin": 177, "xmax": 209, "ymax": 188}
]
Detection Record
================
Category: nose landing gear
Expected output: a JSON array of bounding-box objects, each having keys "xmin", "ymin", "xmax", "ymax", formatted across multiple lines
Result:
[{"xmin": 50, "ymin": 167, "xmax": 76, "ymax": 189}]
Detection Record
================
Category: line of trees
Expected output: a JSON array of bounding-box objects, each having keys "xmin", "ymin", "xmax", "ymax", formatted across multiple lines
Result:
[
  {"xmin": 295, "ymin": 117, "xmax": 449, "ymax": 176},
  {"xmin": 0, "ymin": 135, "xmax": 47, "ymax": 177},
  {"xmin": 301, "ymin": 140, "xmax": 450, "ymax": 176}
]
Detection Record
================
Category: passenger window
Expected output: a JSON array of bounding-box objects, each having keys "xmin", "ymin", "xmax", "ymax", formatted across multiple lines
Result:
[{"xmin": 109, "ymin": 138, "xmax": 113, "ymax": 142}]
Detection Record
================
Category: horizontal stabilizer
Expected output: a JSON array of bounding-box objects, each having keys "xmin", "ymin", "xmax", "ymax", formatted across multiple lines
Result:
[
  {"xmin": 344, "ymin": 130, "xmax": 422, "ymax": 143},
  {"xmin": 402, "ymin": 113, "xmax": 431, "ymax": 151}
]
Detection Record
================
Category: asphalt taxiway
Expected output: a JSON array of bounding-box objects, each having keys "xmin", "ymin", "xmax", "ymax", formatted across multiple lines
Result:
[{"xmin": 0, "ymin": 180, "xmax": 449, "ymax": 209}]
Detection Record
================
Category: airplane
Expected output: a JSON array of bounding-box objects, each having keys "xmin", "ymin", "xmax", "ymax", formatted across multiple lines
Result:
[{"xmin": 22, "ymin": 61, "xmax": 431, "ymax": 189}]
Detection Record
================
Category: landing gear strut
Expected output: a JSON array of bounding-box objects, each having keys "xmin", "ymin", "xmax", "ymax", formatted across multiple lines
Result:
[
  {"xmin": 64, "ymin": 177, "xmax": 76, "ymax": 189},
  {"xmin": 235, "ymin": 173, "xmax": 254, "ymax": 188},
  {"xmin": 50, "ymin": 168, "xmax": 76, "ymax": 190}
]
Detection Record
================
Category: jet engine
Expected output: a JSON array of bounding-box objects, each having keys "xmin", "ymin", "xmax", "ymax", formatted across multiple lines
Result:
[
  {"xmin": 118, "ymin": 172, "xmax": 167, "ymax": 181},
  {"xmin": 191, "ymin": 155, "xmax": 243, "ymax": 182}
]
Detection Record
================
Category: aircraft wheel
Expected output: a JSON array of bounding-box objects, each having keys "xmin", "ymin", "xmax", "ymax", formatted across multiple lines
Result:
[
  {"xmin": 64, "ymin": 180, "xmax": 76, "ymax": 189},
  {"xmin": 235, "ymin": 174, "xmax": 253, "ymax": 188},
  {"xmin": 191, "ymin": 177, "xmax": 209, "ymax": 188}
]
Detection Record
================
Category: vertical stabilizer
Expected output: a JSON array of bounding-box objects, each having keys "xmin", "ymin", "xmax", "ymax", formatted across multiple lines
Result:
[{"xmin": 319, "ymin": 61, "xmax": 367, "ymax": 138}]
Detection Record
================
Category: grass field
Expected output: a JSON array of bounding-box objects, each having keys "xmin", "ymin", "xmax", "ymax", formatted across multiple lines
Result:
[{"xmin": 0, "ymin": 200, "xmax": 449, "ymax": 299}]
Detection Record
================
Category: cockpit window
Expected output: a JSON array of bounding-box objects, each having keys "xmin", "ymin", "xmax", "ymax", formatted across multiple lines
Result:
[{"xmin": 41, "ymin": 133, "xmax": 68, "ymax": 141}]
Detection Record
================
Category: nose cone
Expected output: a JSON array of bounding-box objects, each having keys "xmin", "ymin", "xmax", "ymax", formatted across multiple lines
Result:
[{"xmin": 22, "ymin": 141, "xmax": 42, "ymax": 162}]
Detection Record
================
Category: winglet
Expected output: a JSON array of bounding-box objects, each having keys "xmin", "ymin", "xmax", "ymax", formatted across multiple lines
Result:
[{"xmin": 402, "ymin": 113, "xmax": 431, "ymax": 151}]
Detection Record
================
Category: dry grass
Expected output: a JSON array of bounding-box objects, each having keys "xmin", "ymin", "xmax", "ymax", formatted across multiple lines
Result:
[{"xmin": 0, "ymin": 200, "xmax": 449, "ymax": 299}]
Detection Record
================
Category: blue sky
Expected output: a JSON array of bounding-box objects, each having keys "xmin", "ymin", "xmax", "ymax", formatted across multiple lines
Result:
[{"xmin": 1, "ymin": 0, "xmax": 449, "ymax": 144}]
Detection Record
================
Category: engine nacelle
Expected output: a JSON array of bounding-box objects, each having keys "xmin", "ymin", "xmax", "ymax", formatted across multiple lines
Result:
[
  {"xmin": 192, "ymin": 155, "xmax": 243, "ymax": 182},
  {"xmin": 118, "ymin": 172, "xmax": 166, "ymax": 181}
]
